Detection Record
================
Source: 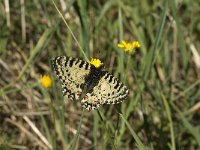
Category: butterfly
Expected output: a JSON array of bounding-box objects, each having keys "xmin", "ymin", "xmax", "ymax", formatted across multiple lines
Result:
[{"xmin": 52, "ymin": 56, "xmax": 129, "ymax": 111}]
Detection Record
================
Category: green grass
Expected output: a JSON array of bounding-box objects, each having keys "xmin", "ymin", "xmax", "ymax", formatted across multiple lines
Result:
[{"xmin": 0, "ymin": 0, "xmax": 200, "ymax": 149}]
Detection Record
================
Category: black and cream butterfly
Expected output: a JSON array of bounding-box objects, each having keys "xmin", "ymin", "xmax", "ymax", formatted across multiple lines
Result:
[{"xmin": 52, "ymin": 56, "xmax": 129, "ymax": 111}]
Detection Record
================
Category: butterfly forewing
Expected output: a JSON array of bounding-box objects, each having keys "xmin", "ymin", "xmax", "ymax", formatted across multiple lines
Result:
[{"xmin": 52, "ymin": 56, "xmax": 91, "ymax": 100}]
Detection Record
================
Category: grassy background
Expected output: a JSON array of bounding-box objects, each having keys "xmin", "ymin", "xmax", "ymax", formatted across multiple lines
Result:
[{"xmin": 0, "ymin": 0, "xmax": 200, "ymax": 149}]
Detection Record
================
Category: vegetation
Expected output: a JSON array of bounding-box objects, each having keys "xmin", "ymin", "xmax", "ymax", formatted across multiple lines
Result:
[{"xmin": 0, "ymin": 0, "xmax": 200, "ymax": 149}]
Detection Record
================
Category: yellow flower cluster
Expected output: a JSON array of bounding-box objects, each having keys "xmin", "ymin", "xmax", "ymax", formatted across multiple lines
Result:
[
  {"xmin": 90, "ymin": 58, "xmax": 103, "ymax": 68},
  {"xmin": 40, "ymin": 75, "xmax": 52, "ymax": 88},
  {"xmin": 89, "ymin": 40, "xmax": 140, "ymax": 68},
  {"xmin": 118, "ymin": 40, "xmax": 140, "ymax": 53}
]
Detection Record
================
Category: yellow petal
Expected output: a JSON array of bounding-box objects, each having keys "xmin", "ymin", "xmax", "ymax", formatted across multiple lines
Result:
[
  {"xmin": 117, "ymin": 43, "xmax": 125, "ymax": 48},
  {"xmin": 132, "ymin": 41, "xmax": 140, "ymax": 48},
  {"xmin": 122, "ymin": 40, "xmax": 126, "ymax": 45}
]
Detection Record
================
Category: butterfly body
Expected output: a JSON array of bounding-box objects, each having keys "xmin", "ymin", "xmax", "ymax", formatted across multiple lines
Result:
[
  {"xmin": 84, "ymin": 66, "xmax": 106, "ymax": 93},
  {"xmin": 52, "ymin": 56, "xmax": 129, "ymax": 111}
]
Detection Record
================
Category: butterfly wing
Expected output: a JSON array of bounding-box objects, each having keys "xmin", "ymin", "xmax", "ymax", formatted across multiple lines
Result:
[
  {"xmin": 81, "ymin": 73, "xmax": 129, "ymax": 110},
  {"xmin": 52, "ymin": 56, "xmax": 91, "ymax": 100}
]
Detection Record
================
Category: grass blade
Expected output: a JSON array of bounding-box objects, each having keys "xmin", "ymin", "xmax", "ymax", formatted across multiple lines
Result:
[
  {"xmin": 162, "ymin": 94, "xmax": 176, "ymax": 150},
  {"xmin": 120, "ymin": 113, "xmax": 147, "ymax": 150}
]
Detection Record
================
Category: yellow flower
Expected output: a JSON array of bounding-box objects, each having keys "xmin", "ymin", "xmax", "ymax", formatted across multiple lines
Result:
[
  {"xmin": 90, "ymin": 58, "xmax": 103, "ymax": 68},
  {"xmin": 40, "ymin": 75, "xmax": 52, "ymax": 88},
  {"xmin": 118, "ymin": 40, "xmax": 140, "ymax": 53}
]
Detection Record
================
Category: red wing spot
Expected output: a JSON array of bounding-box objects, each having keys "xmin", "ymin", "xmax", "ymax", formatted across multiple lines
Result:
[
  {"xmin": 84, "ymin": 95, "xmax": 88, "ymax": 99},
  {"xmin": 77, "ymin": 92, "xmax": 81, "ymax": 97}
]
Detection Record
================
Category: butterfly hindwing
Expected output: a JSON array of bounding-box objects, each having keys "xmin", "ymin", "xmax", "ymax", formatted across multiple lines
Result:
[
  {"xmin": 52, "ymin": 56, "xmax": 91, "ymax": 100},
  {"xmin": 81, "ymin": 73, "xmax": 129, "ymax": 110}
]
